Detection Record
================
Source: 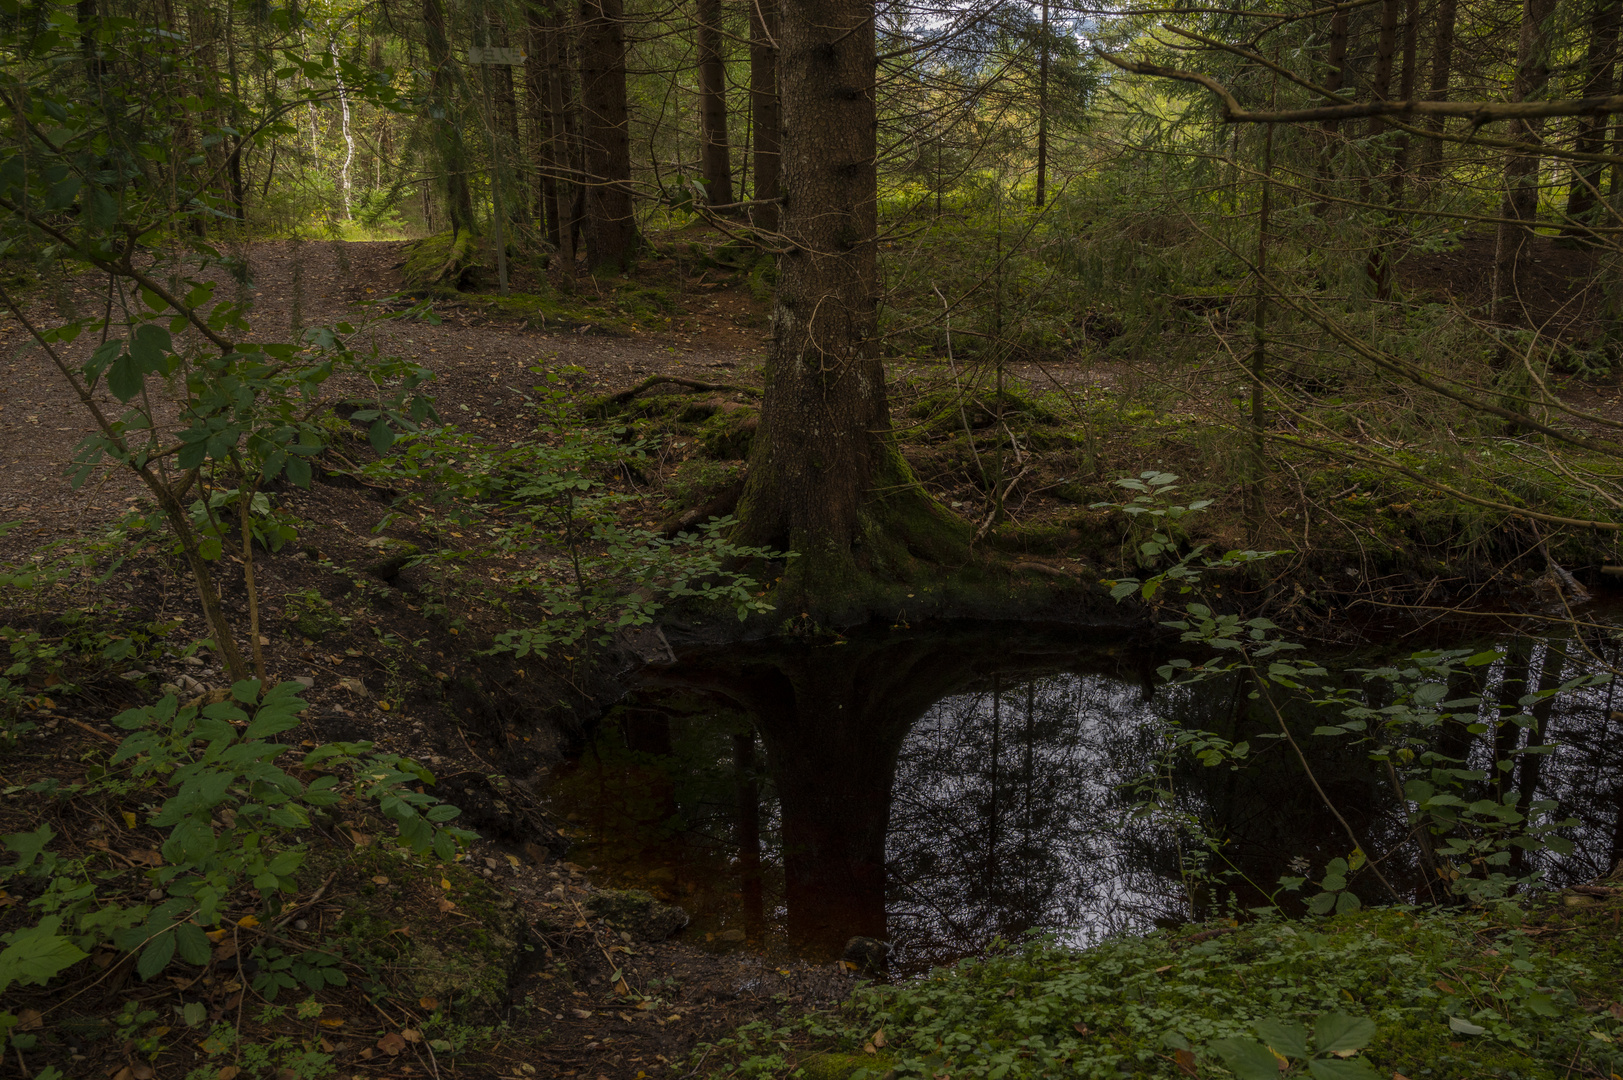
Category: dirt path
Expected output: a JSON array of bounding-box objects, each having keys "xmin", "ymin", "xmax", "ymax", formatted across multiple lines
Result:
[{"xmin": 0, "ymin": 239, "xmax": 781, "ymax": 551}]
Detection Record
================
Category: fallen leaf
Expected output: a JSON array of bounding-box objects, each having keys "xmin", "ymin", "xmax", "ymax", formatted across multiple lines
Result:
[
  {"xmin": 235, "ymin": 915, "xmax": 259, "ymax": 929},
  {"xmin": 111, "ymin": 1070, "xmax": 135, "ymax": 1080},
  {"xmin": 318, "ymin": 1018, "xmax": 344, "ymax": 1028},
  {"xmin": 372, "ymin": 875, "xmax": 390, "ymax": 885},
  {"xmin": 377, "ymin": 1032, "xmax": 406, "ymax": 1056},
  {"xmin": 1611, "ymin": 1003, "xmax": 1623, "ymax": 1021},
  {"xmin": 132, "ymin": 1066, "xmax": 155, "ymax": 1080},
  {"xmin": 121, "ymin": 811, "xmax": 137, "ymax": 829},
  {"xmin": 129, "ymin": 849, "xmax": 163, "ymax": 867},
  {"xmin": 1154, "ymin": 965, "xmax": 1173, "ymax": 974},
  {"xmin": 1435, "ymin": 980, "xmax": 1457, "ymax": 994},
  {"xmin": 1393, "ymin": 1074, "xmax": 1414, "ymax": 1080},
  {"xmin": 318, "ymin": 1038, "xmax": 334, "ymax": 1052},
  {"xmin": 438, "ymin": 898, "xmax": 456, "ymax": 912},
  {"xmin": 1174, "ymin": 1048, "xmax": 1198, "ymax": 1077},
  {"xmin": 358, "ymin": 1049, "xmax": 374, "ymax": 1061},
  {"xmin": 862, "ymin": 1043, "xmax": 877, "ymax": 1055},
  {"xmin": 400, "ymin": 1029, "xmax": 422, "ymax": 1044},
  {"xmin": 419, "ymin": 997, "xmax": 439, "ymax": 1011},
  {"xmin": 440, "ymin": 877, "xmax": 452, "ymax": 891},
  {"xmin": 205, "ymin": 928, "xmax": 229, "ymax": 943},
  {"xmin": 217, "ymin": 1068, "xmax": 241, "ymax": 1080},
  {"xmin": 873, "ymin": 1028, "xmax": 887, "ymax": 1048},
  {"xmin": 504, "ymin": 853, "xmax": 522, "ymax": 868},
  {"xmin": 1073, "ymin": 1023, "xmax": 1090, "ymax": 1035},
  {"xmin": 15, "ymin": 1009, "xmax": 42, "ymax": 1031},
  {"xmin": 570, "ymin": 1008, "xmax": 593, "ymax": 1019}
]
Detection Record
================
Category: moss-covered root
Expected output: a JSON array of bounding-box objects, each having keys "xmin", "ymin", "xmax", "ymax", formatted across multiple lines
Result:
[
  {"xmin": 401, "ymin": 229, "xmax": 482, "ymax": 290},
  {"xmin": 760, "ymin": 442, "xmax": 988, "ymax": 623}
]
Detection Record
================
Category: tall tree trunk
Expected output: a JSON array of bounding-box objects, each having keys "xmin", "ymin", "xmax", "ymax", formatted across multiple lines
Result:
[
  {"xmin": 1420, "ymin": 0, "xmax": 1459, "ymax": 180},
  {"xmin": 1390, "ymin": 0, "xmax": 1419, "ymax": 203},
  {"xmin": 1564, "ymin": 0, "xmax": 1620, "ymax": 233},
  {"xmin": 1491, "ymin": 0, "xmax": 1561, "ymax": 330},
  {"xmin": 1362, "ymin": 0, "xmax": 1399, "ymax": 294},
  {"xmin": 424, "ymin": 0, "xmax": 476, "ymax": 233},
  {"xmin": 735, "ymin": 0, "xmax": 886, "ymax": 557},
  {"xmin": 1313, "ymin": 8, "xmax": 1349, "ymax": 211},
  {"xmin": 748, "ymin": 0, "xmax": 780, "ymax": 231},
  {"xmin": 490, "ymin": 12, "xmax": 526, "ymax": 227},
  {"xmin": 527, "ymin": 1, "xmax": 561, "ymax": 247},
  {"xmin": 579, "ymin": 0, "xmax": 636, "ymax": 269},
  {"xmin": 1034, "ymin": 0, "xmax": 1049, "ymax": 207},
  {"xmin": 697, "ymin": 0, "xmax": 735, "ymax": 209}
]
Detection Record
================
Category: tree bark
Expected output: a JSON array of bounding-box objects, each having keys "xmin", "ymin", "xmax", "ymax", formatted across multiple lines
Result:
[
  {"xmin": 1491, "ymin": 0, "xmax": 1561, "ymax": 329},
  {"xmin": 748, "ymin": 0, "xmax": 781, "ymax": 231},
  {"xmin": 1313, "ymin": 8, "xmax": 1349, "ymax": 210},
  {"xmin": 526, "ymin": 1, "xmax": 561, "ymax": 248},
  {"xmin": 424, "ymin": 0, "xmax": 476, "ymax": 233},
  {"xmin": 1035, "ymin": 0, "xmax": 1049, "ymax": 207},
  {"xmin": 697, "ymin": 0, "xmax": 736, "ymax": 209},
  {"xmin": 579, "ymin": 0, "xmax": 636, "ymax": 270},
  {"xmin": 1420, "ymin": 0, "xmax": 1458, "ymax": 179},
  {"xmin": 734, "ymin": 0, "xmax": 964, "ymax": 600},
  {"xmin": 735, "ymin": 0, "xmax": 884, "ymax": 554},
  {"xmin": 1564, "ymin": 0, "xmax": 1620, "ymax": 233}
]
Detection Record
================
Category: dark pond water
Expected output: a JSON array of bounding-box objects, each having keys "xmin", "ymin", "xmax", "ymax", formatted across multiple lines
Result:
[{"xmin": 545, "ymin": 620, "xmax": 1623, "ymax": 975}]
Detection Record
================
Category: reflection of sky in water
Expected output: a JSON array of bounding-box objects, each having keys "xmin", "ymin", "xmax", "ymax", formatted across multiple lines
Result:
[{"xmin": 555, "ymin": 633, "xmax": 1623, "ymax": 975}]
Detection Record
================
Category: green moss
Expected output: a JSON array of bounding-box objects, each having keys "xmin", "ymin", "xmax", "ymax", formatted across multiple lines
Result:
[
  {"xmin": 401, "ymin": 230, "xmax": 481, "ymax": 290},
  {"xmin": 315, "ymin": 845, "xmax": 526, "ymax": 1022},
  {"xmin": 475, "ymin": 290, "xmax": 631, "ymax": 335},
  {"xmin": 697, "ymin": 404, "xmax": 759, "ymax": 459},
  {"xmin": 798, "ymin": 1052, "xmax": 894, "ymax": 1079}
]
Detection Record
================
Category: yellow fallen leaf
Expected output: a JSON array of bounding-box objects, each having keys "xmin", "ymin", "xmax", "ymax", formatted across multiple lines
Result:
[
  {"xmin": 504, "ymin": 854, "xmax": 521, "ymax": 868},
  {"xmin": 318, "ymin": 1018, "xmax": 344, "ymax": 1027},
  {"xmin": 235, "ymin": 915, "xmax": 259, "ymax": 929},
  {"xmin": 441, "ymin": 878, "xmax": 452, "ymax": 891},
  {"xmin": 122, "ymin": 811, "xmax": 137, "ymax": 830},
  {"xmin": 205, "ymin": 929, "xmax": 229, "ymax": 942}
]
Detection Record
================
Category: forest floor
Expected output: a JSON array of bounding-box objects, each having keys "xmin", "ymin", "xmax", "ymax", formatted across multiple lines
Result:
[{"xmin": 2, "ymin": 227, "xmax": 1622, "ymax": 1080}]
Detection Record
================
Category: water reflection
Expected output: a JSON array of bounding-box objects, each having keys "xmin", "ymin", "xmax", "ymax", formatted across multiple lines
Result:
[{"xmin": 544, "ymin": 624, "xmax": 1623, "ymax": 974}]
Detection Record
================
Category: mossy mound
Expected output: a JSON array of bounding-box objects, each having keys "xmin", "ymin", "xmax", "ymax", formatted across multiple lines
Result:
[
  {"xmin": 474, "ymin": 290, "xmax": 631, "ymax": 334},
  {"xmin": 401, "ymin": 229, "xmax": 482, "ymax": 290},
  {"xmin": 582, "ymin": 888, "xmax": 689, "ymax": 942},
  {"xmin": 319, "ymin": 844, "xmax": 532, "ymax": 1022}
]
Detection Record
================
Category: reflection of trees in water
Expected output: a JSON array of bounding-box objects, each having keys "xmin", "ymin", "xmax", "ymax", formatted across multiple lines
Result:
[
  {"xmin": 558, "ymin": 627, "xmax": 1623, "ymax": 972},
  {"xmin": 888, "ymin": 673, "xmax": 1177, "ymax": 968}
]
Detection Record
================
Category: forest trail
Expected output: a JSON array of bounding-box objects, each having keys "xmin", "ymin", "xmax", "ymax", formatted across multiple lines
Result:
[{"xmin": 0, "ymin": 239, "xmax": 778, "ymax": 554}]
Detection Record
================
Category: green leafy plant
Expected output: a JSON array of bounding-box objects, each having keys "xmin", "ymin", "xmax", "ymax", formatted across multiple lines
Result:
[
  {"xmin": 1211, "ymin": 1013, "xmax": 1381, "ymax": 1079},
  {"xmin": 0, "ymin": 679, "xmax": 473, "ymax": 1055},
  {"xmin": 371, "ymin": 371, "xmax": 785, "ymax": 661}
]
